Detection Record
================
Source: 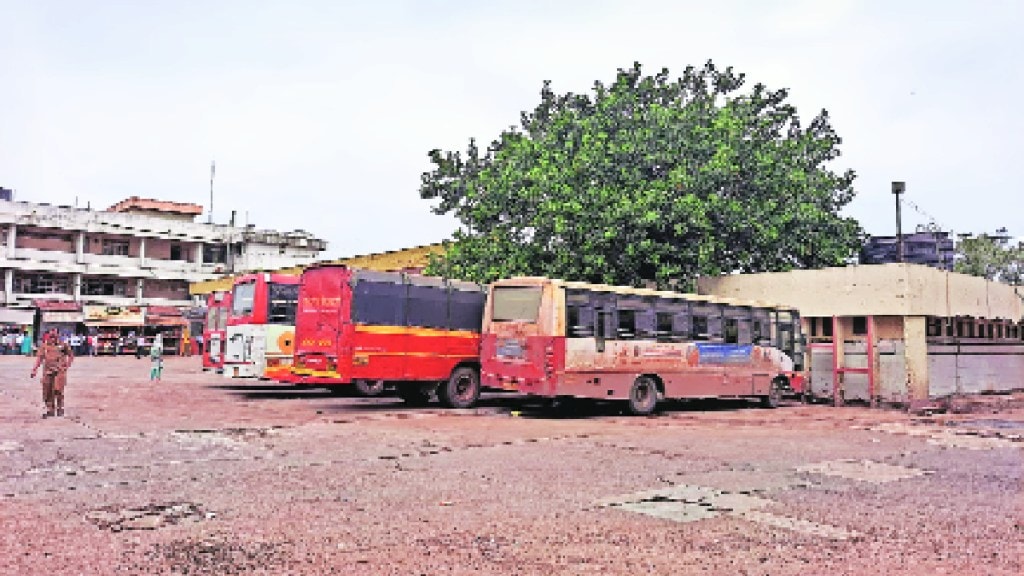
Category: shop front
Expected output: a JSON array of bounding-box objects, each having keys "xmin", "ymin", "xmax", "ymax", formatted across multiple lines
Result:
[
  {"xmin": 145, "ymin": 306, "xmax": 189, "ymax": 356},
  {"xmin": 0, "ymin": 307, "xmax": 35, "ymax": 355},
  {"xmin": 35, "ymin": 300, "xmax": 85, "ymax": 351},
  {"xmin": 84, "ymin": 305, "xmax": 146, "ymax": 355}
]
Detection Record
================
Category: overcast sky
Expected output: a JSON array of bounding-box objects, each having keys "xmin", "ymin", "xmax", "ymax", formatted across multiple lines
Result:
[{"xmin": 2, "ymin": 0, "xmax": 1021, "ymax": 257}]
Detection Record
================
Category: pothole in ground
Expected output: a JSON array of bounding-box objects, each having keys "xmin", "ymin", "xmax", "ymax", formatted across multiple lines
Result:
[
  {"xmin": 597, "ymin": 483, "xmax": 858, "ymax": 540},
  {"xmin": 796, "ymin": 459, "xmax": 929, "ymax": 483},
  {"xmin": 86, "ymin": 502, "xmax": 212, "ymax": 532}
]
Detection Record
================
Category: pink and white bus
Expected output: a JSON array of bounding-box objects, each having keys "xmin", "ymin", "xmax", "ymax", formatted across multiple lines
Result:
[{"xmin": 481, "ymin": 277, "xmax": 803, "ymax": 415}]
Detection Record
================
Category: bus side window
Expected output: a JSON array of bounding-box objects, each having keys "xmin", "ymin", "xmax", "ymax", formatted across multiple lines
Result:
[
  {"xmin": 616, "ymin": 309, "xmax": 636, "ymax": 340},
  {"xmin": 407, "ymin": 284, "xmax": 448, "ymax": 329},
  {"xmin": 635, "ymin": 302, "xmax": 657, "ymax": 340},
  {"xmin": 566, "ymin": 290, "xmax": 595, "ymax": 337},
  {"xmin": 691, "ymin": 315, "xmax": 709, "ymax": 341},
  {"xmin": 724, "ymin": 318, "xmax": 739, "ymax": 344},
  {"xmin": 655, "ymin": 312, "xmax": 673, "ymax": 342},
  {"xmin": 566, "ymin": 305, "xmax": 595, "ymax": 337},
  {"xmin": 353, "ymin": 280, "xmax": 406, "ymax": 326},
  {"xmin": 449, "ymin": 288, "xmax": 486, "ymax": 332},
  {"xmin": 707, "ymin": 306, "xmax": 724, "ymax": 342}
]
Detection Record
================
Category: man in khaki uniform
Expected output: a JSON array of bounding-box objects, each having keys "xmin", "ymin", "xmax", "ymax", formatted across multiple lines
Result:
[{"xmin": 30, "ymin": 330, "xmax": 74, "ymax": 418}]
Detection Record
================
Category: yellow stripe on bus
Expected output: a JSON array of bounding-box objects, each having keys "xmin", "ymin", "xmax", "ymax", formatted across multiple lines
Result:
[{"xmin": 354, "ymin": 325, "xmax": 478, "ymax": 339}]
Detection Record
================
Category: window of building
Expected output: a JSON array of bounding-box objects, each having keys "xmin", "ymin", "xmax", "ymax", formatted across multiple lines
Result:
[
  {"xmin": 14, "ymin": 273, "xmax": 69, "ymax": 294},
  {"xmin": 101, "ymin": 238, "xmax": 130, "ymax": 256},
  {"xmin": 852, "ymin": 316, "xmax": 868, "ymax": 336},
  {"xmin": 203, "ymin": 244, "xmax": 228, "ymax": 264},
  {"xmin": 83, "ymin": 277, "xmax": 129, "ymax": 296},
  {"xmin": 821, "ymin": 317, "xmax": 834, "ymax": 337},
  {"xmin": 170, "ymin": 243, "xmax": 185, "ymax": 261}
]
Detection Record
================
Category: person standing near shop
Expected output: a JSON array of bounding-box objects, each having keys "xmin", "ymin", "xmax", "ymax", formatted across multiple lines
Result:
[
  {"xmin": 30, "ymin": 330, "xmax": 74, "ymax": 417},
  {"xmin": 149, "ymin": 334, "xmax": 164, "ymax": 381},
  {"xmin": 19, "ymin": 331, "xmax": 31, "ymax": 356}
]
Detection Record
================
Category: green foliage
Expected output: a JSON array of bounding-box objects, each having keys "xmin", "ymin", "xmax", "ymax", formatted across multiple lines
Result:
[
  {"xmin": 420, "ymin": 61, "xmax": 863, "ymax": 287},
  {"xmin": 955, "ymin": 234, "xmax": 1023, "ymax": 285}
]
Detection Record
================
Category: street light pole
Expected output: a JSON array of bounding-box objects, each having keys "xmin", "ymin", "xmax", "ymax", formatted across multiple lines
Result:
[{"xmin": 892, "ymin": 181, "xmax": 905, "ymax": 263}]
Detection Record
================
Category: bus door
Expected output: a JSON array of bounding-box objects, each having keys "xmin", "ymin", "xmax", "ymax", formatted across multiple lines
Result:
[{"xmin": 590, "ymin": 292, "xmax": 617, "ymax": 371}]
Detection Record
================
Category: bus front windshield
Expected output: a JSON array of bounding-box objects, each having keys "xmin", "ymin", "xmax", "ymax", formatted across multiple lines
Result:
[
  {"xmin": 232, "ymin": 282, "xmax": 256, "ymax": 318},
  {"xmin": 491, "ymin": 286, "xmax": 543, "ymax": 322}
]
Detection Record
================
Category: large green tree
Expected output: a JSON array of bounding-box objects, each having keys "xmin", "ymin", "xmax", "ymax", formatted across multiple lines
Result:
[
  {"xmin": 420, "ymin": 61, "xmax": 863, "ymax": 288},
  {"xmin": 955, "ymin": 233, "xmax": 1023, "ymax": 285}
]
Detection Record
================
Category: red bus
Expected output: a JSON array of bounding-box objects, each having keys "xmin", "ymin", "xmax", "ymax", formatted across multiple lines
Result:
[
  {"xmin": 481, "ymin": 277, "xmax": 803, "ymax": 415},
  {"xmin": 201, "ymin": 290, "xmax": 232, "ymax": 372},
  {"xmin": 224, "ymin": 272, "xmax": 300, "ymax": 381},
  {"xmin": 290, "ymin": 265, "xmax": 486, "ymax": 407}
]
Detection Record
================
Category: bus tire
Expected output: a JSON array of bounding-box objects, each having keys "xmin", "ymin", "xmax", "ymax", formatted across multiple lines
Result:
[
  {"xmin": 627, "ymin": 376, "xmax": 659, "ymax": 416},
  {"xmin": 438, "ymin": 366, "xmax": 481, "ymax": 409},
  {"xmin": 354, "ymin": 379, "xmax": 386, "ymax": 397},
  {"xmin": 761, "ymin": 378, "xmax": 784, "ymax": 409},
  {"xmin": 397, "ymin": 383, "xmax": 433, "ymax": 406}
]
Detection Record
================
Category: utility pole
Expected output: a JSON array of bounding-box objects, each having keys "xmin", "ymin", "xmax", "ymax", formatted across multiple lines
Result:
[
  {"xmin": 208, "ymin": 160, "xmax": 216, "ymax": 225},
  {"xmin": 892, "ymin": 181, "xmax": 905, "ymax": 263}
]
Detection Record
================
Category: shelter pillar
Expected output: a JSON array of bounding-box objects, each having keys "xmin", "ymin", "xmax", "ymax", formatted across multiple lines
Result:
[
  {"xmin": 903, "ymin": 316, "xmax": 929, "ymax": 402},
  {"xmin": 4, "ymin": 268, "xmax": 12, "ymax": 304},
  {"xmin": 6, "ymin": 224, "xmax": 15, "ymax": 259},
  {"xmin": 75, "ymin": 232, "xmax": 85, "ymax": 263}
]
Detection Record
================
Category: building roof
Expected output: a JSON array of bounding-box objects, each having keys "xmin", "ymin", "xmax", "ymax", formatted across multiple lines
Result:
[
  {"xmin": 107, "ymin": 196, "xmax": 204, "ymax": 216},
  {"xmin": 697, "ymin": 263, "xmax": 1024, "ymax": 320}
]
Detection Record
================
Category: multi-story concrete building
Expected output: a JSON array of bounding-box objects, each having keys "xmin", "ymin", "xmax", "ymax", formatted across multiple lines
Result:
[{"xmin": 0, "ymin": 196, "xmax": 327, "ymax": 344}]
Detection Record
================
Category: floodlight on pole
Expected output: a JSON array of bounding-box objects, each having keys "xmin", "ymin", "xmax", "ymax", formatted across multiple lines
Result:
[{"xmin": 892, "ymin": 181, "xmax": 905, "ymax": 263}]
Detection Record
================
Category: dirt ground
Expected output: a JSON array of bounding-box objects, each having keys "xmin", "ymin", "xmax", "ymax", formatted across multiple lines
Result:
[{"xmin": 1, "ymin": 355, "xmax": 1022, "ymax": 575}]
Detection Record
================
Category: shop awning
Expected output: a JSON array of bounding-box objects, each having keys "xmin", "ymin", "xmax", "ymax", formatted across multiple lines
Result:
[
  {"xmin": 83, "ymin": 305, "xmax": 146, "ymax": 327},
  {"xmin": 0, "ymin": 308, "xmax": 35, "ymax": 325},
  {"xmin": 147, "ymin": 316, "xmax": 188, "ymax": 326},
  {"xmin": 41, "ymin": 311, "xmax": 85, "ymax": 323}
]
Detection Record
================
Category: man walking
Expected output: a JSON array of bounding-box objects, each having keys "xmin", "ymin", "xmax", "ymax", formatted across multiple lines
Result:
[{"xmin": 30, "ymin": 330, "xmax": 74, "ymax": 418}]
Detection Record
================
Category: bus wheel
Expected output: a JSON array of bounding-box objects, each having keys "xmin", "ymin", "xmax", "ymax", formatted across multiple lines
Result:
[
  {"xmin": 397, "ymin": 383, "xmax": 433, "ymax": 406},
  {"xmin": 627, "ymin": 377, "xmax": 659, "ymax": 416},
  {"xmin": 761, "ymin": 378, "xmax": 783, "ymax": 409},
  {"xmin": 438, "ymin": 367, "xmax": 480, "ymax": 409},
  {"xmin": 354, "ymin": 379, "xmax": 386, "ymax": 397}
]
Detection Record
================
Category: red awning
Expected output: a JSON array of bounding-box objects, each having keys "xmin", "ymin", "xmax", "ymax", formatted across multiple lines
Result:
[
  {"xmin": 147, "ymin": 316, "xmax": 188, "ymax": 326},
  {"xmin": 33, "ymin": 299, "xmax": 81, "ymax": 312}
]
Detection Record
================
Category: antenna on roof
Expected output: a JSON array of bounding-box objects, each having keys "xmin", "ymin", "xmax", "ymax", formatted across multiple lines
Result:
[{"xmin": 208, "ymin": 160, "xmax": 216, "ymax": 224}]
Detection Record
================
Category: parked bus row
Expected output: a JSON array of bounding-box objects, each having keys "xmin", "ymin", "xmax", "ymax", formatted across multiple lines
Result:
[{"xmin": 202, "ymin": 265, "xmax": 805, "ymax": 415}]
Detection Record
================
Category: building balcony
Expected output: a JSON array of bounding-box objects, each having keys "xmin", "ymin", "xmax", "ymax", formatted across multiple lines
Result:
[
  {"xmin": 5, "ymin": 291, "xmax": 192, "ymax": 309},
  {"xmin": 1, "ymin": 248, "xmax": 224, "ymax": 282}
]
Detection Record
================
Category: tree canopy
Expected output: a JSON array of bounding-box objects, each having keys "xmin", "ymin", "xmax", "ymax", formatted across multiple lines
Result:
[
  {"xmin": 420, "ymin": 61, "xmax": 863, "ymax": 288},
  {"xmin": 955, "ymin": 233, "xmax": 1023, "ymax": 285}
]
